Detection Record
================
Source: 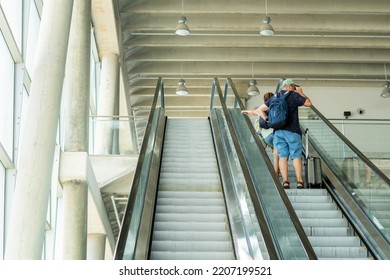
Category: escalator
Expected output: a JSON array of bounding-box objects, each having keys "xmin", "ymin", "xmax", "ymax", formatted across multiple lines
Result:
[
  {"xmin": 223, "ymin": 77, "xmax": 390, "ymax": 259},
  {"xmin": 285, "ymin": 188, "xmax": 370, "ymax": 259},
  {"xmin": 261, "ymin": 137, "xmax": 373, "ymax": 259},
  {"xmin": 150, "ymin": 118, "xmax": 235, "ymax": 259},
  {"xmin": 113, "ymin": 78, "xmax": 270, "ymax": 260},
  {"xmin": 297, "ymin": 107, "xmax": 390, "ymax": 259},
  {"xmin": 116, "ymin": 77, "xmax": 390, "ymax": 260},
  {"xmin": 114, "ymin": 78, "xmax": 315, "ymax": 260}
]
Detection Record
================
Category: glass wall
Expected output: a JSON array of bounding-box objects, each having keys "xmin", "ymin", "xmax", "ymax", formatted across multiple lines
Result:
[
  {"xmin": 0, "ymin": 163, "xmax": 4, "ymax": 257},
  {"xmin": 1, "ymin": 0, "xmax": 23, "ymax": 51},
  {"xmin": 25, "ymin": 1, "xmax": 41, "ymax": 76},
  {"xmin": 331, "ymin": 119, "xmax": 390, "ymax": 158},
  {"xmin": 0, "ymin": 1, "xmax": 104, "ymax": 259},
  {"xmin": 0, "ymin": 0, "xmax": 37, "ymax": 259},
  {"xmin": 0, "ymin": 0, "xmax": 112, "ymax": 259},
  {"xmin": 0, "ymin": 32, "xmax": 14, "ymax": 161}
]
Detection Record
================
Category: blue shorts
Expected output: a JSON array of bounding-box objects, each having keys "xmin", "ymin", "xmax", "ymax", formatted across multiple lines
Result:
[{"xmin": 273, "ymin": 130, "xmax": 302, "ymax": 159}]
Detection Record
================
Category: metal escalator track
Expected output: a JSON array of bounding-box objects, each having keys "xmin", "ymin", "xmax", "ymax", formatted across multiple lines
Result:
[
  {"xmin": 222, "ymin": 77, "xmax": 390, "ymax": 259},
  {"xmin": 115, "ymin": 78, "xmax": 278, "ymax": 260},
  {"xmin": 259, "ymin": 147, "xmax": 374, "ymax": 259},
  {"xmin": 149, "ymin": 118, "xmax": 235, "ymax": 260},
  {"xmin": 298, "ymin": 106, "xmax": 390, "ymax": 259}
]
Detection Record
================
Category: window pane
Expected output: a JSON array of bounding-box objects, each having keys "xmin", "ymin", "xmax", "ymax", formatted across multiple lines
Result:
[
  {"xmin": 25, "ymin": 2, "xmax": 40, "ymax": 76},
  {"xmin": 0, "ymin": 32, "xmax": 15, "ymax": 160},
  {"xmin": 16, "ymin": 87, "xmax": 30, "ymax": 165},
  {"xmin": 1, "ymin": 0, "xmax": 22, "ymax": 50},
  {"xmin": 0, "ymin": 163, "xmax": 5, "ymax": 260}
]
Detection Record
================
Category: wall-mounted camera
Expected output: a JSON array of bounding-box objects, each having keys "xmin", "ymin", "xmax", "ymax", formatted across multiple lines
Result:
[
  {"xmin": 357, "ymin": 108, "xmax": 365, "ymax": 115},
  {"xmin": 343, "ymin": 111, "xmax": 351, "ymax": 119}
]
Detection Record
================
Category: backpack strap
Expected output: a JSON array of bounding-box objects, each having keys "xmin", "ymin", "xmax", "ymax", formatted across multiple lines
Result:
[{"xmin": 281, "ymin": 90, "xmax": 291, "ymax": 99}]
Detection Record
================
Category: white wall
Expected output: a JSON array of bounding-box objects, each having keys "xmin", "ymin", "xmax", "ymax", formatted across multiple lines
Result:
[
  {"xmin": 248, "ymin": 86, "xmax": 390, "ymax": 120},
  {"xmin": 246, "ymin": 86, "xmax": 390, "ymax": 157},
  {"xmin": 304, "ymin": 86, "xmax": 390, "ymax": 120}
]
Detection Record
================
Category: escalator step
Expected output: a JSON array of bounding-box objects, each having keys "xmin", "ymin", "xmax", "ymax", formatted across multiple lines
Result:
[
  {"xmin": 152, "ymin": 231, "xmax": 232, "ymax": 241},
  {"xmin": 153, "ymin": 221, "xmax": 229, "ymax": 230},
  {"xmin": 151, "ymin": 240, "xmax": 233, "ymax": 252},
  {"xmin": 150, "ymin": 251, "xmax": 235, "ymax": 260}
]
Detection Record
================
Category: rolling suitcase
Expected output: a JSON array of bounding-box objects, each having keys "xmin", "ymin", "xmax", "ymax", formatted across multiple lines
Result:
[
  {"xmin": 306, "ymin": 157, "xmax": 323, "ymax": 188},
  {"xmin": 304, "ymin": 129, "xmax": 323, "ymax": 188}
]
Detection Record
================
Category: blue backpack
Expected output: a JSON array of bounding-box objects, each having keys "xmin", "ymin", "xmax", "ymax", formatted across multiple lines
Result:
[
  {"xmin": 266, "ymin": 91, "xmax": 291, "ymax": 129},
  {"xmin": 258, "ymin": 114, "xmax": 270, "ymax": 129}
]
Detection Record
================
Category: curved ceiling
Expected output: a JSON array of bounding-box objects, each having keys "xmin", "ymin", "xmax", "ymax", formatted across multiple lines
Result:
[{"xmin": 114, "ymin": 0, "xmax": 390, "ymax": 117}]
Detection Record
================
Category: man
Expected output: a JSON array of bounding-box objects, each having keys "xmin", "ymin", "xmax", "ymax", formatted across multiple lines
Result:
[{"xmin": 258, "ymin": 79, "xmax": 312, "ymax": 189}]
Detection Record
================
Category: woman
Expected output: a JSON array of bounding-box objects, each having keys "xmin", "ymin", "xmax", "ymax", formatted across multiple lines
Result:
[{"xmin": 241, "ymin": 92, "xmax": 279, "ymax": 175}]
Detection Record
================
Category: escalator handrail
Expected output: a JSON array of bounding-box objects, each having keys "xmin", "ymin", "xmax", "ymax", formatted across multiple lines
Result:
[
  {"xmin": 212, "ymin": 78, "xmax": 280, "ymax": 259},
  {"xmin": 307, "ymin": 105, "xmax": 390, "ymax": 186},
  {"xmin": 114, "ymin": 77, "xmax": 164, "ymax": 259},
  {"xmin": 225, "ymin": 77, "xmax": 318, "ymax": 260}
]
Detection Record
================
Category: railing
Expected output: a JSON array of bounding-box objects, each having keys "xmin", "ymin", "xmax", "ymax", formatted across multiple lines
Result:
[
  {"xmin": 328, "ymin": 119, "xmax": 390, "ymax": 158},
  {"xmin": 211, "ymin": 78, "xmax": 317, "ymax": 260},
  {"xmin": 210, "ymin": 108, "xmax": 266, "ymax": 259},
  {"xmin": 299, "ymin": 106, "xmax": 390, "ymax": 258},
  {"xmin": 210, "ymin": 80, "xmax": 276, "ymax": 259},
  {"xmin": 89, "ymin": 115, "xmax": 148, "ymax": 155},
  {"xmin": 114, "ymin": 77, "xmax": 166, "ymax": 260},
  {"xmin": 89, "ymin": 85, "xmax": 166, "ymax": 156}
]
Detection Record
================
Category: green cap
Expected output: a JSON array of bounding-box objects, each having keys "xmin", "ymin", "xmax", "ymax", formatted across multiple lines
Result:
[{"xmin": 282, "ymin": 79, "xmax": 300, "ymax": 87}]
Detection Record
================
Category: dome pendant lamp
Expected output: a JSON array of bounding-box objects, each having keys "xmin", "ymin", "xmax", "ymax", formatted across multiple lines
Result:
[
  {"xmin": 260, "ymin": 0, "xmax": 275, "ymax": 36},
  {"xmin": 176, "ymin": 79, "xmax": 189, "ymax": 96},
  {"xmin": 175, "ymin": 0, "xmax": 190, "ymax": 36},
  {"xmin": 381, "ymin": 63, "xmax": 390, "ymax": 98},
  {"xmin": 176, "ymin": 62, "xmax": 189, "ymax": 96},
  {"xmin": 247, "ymin": 62, "xmax": 260, "ymax": 96}
]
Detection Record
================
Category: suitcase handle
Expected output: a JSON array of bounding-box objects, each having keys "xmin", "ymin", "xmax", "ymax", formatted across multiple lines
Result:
[{"xmin": 304, "ymin": 128, "xmax": 309, "ymax": 159}]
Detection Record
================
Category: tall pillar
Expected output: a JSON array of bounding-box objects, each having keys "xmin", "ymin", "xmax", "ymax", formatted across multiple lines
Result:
[
  {"xmin": 94, "ymin": 53, "xmax": 120, "ymax": 154},
  {"xmin": 87, "ymin": 233, "xmax": 106, "ymax": 260},
  {"xmin": 61, "ymin": 0, "xmax": 91, "ymax": 260},
  {"xmin": 62, "ymin": 181, "xmax": 88, "ymax": 259},
  {"xmin": 63, "ymin": 0, "xmax": 91, "ymax": 153},
  {"xmin": 5, "ymin": 0, "xmax": 75, "ymax": 260}
]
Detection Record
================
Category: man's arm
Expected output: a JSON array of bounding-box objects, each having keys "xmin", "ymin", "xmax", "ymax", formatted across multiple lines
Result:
[{"xmin": 295, "ymin": 86, "xmax": 312, "ymax": 107}]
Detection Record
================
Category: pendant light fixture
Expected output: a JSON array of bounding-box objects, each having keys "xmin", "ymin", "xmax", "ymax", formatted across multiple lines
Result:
[
  {"xmin": 247, "ymin": 62, "xmax": 260, "ymax": 96},
  {"xmin": 175, "ymin": 0, "xmax": 190, "ymax": 36},
  {"xmin": 381, "ymin": 63, "xmax": 390, "ymax": 98},
  {"xmin": 176, "ymin": 79, "xmax": 189, "ymax": 96},
  {"xmin": 260, "ymin": 0, "xmax": 275, "ymax": 36},
  {"xmin": 176, "ymin": 62, "xmax": 189, "ymax": 96}
]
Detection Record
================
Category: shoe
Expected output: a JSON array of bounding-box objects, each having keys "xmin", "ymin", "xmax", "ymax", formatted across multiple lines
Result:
[
  {"xmin": 297, "ymin": 181, "xmax": 304, "ymax": 189},
  {"xmin": 283, "ymin": 181, "xmax": 290, "ymax": 189}
]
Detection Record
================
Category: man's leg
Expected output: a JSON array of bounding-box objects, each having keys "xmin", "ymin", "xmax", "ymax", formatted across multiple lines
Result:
[{"xmin": 286, "ymin": 131, "xmax": 304, "ymax": 188}]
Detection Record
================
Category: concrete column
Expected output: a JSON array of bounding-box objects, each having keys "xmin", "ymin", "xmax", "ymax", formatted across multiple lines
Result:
[
  {"xmin": 62, "ymin": 181, "xmax": 88, "ymax": 259},
  {"xmin": 94, "ymin": 53, "xmax": 119, "ymax": 154},
  {"xmin": 5, "ymin": 0, "xmax": 74, "ymax": 260},
  {"xmin": 63, "ymin": 0, "xmax": 91, "ymax": 152},
  {"xmin": 87, "ymin": 233, "xmax": 106, "ymax": 260},
  {"xmin": 112, "ymin": 84, "xmax": 120, "ymax": 155},
  {"xmin": 61, "ymin": 0, "xmax": 91, "ymax": 260}
]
